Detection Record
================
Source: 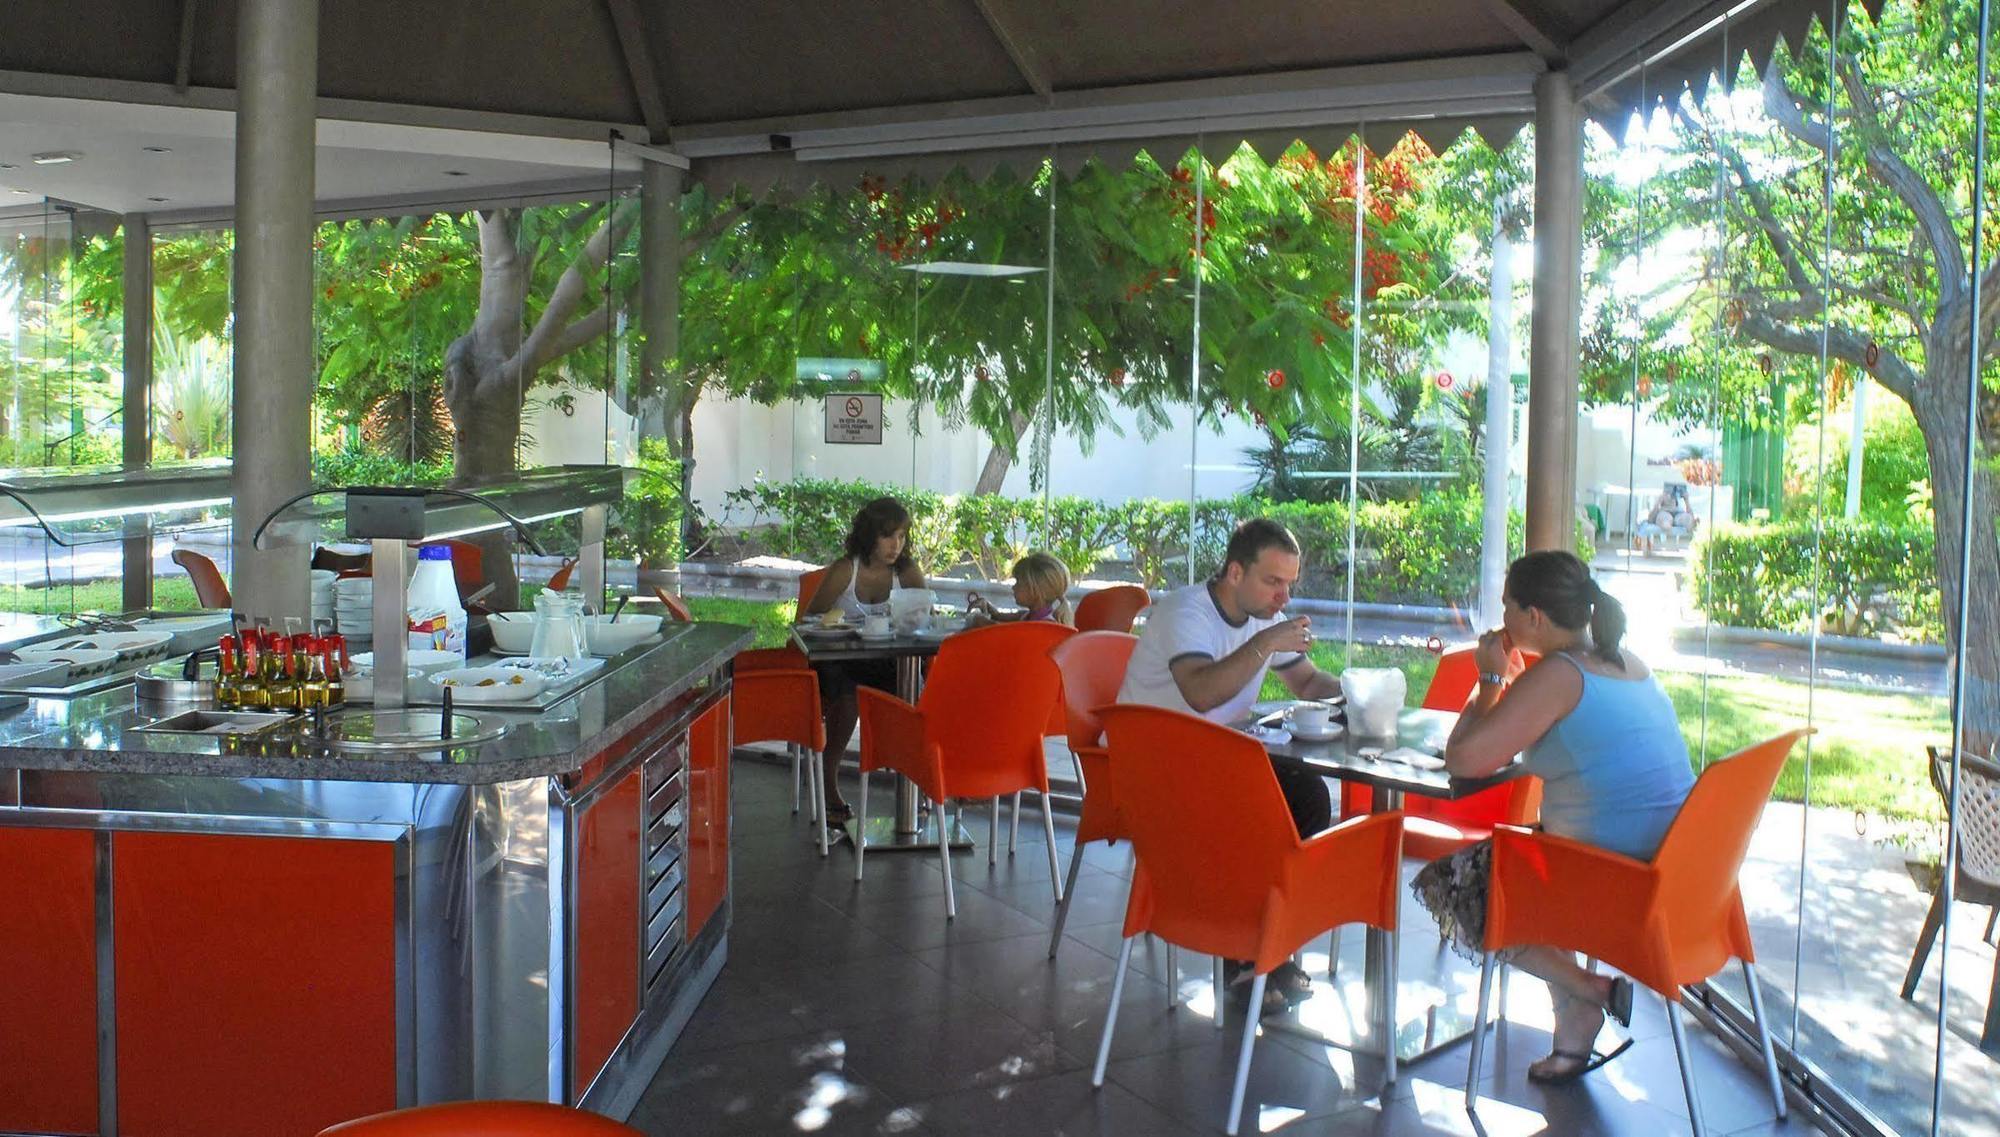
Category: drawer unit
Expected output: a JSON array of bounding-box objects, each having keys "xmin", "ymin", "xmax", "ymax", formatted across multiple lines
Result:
[{"xmin": 639, "ymin": 725, "xmax": 692, "ymax": 1000}]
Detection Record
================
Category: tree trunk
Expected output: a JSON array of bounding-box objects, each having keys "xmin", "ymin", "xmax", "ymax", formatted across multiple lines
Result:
[
  {"xmin": 1479, "ymin": 209, "xmax": 1515, "ymax": 628},
  {"xmin": 1909, "ymin": 351, "xmax": 2000, "ymax": 757},
  {"xmin": 973, "ymin": 410, "xmax": 1033, "ymax": 495}
]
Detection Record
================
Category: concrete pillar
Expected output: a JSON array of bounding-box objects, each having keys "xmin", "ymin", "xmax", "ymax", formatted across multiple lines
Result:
[
  {"xmin": 122, "ymin": 212, "xmax": 153, "ymax": 611},
  {"xmin": 1525, "ymin": 71, "xmax": 1583, "ymax": 552},
  {"xmin": 230, "ymin": 0, "xmax": 317, "ymax": 620}
]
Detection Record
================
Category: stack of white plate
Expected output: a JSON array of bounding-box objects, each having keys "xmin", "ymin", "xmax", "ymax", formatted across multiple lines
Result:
[
  {"xmin": 310, "ymin": 570, "xmax": 337, "ymax": 627},
  {"xmin": 334, "ymin": 576, "xmax": 374, "ymax": 646}
]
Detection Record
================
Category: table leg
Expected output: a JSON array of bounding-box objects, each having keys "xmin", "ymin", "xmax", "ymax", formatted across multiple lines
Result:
[{"xmin": 1365, "ymin": 785, "xmax": 1403, "ymax": 1065}]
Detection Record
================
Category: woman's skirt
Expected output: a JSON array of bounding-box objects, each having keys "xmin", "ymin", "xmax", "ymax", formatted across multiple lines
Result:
[{"xmin": 1409, "ymin": 838, "xmax": 1499, "ymax": 963}]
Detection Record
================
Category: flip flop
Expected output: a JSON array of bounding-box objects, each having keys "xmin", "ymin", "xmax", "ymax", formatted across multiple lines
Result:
[
  {"xmin": 1606, "ymin": 976, "xmax": 1635, "ymax": 1029},
  {"xmin": 1526, "ymin": 1038, "xmax": 1635, "ymax": 1085},
  {"xmin": 1223, "ymin": 963, "xmax": 1295, "ymax": 1017}
]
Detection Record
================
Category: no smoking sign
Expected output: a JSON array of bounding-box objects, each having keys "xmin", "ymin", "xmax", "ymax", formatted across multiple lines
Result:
[{"xmin": 825, "ymin": 393, "xmax": 884, "ymax": 444}]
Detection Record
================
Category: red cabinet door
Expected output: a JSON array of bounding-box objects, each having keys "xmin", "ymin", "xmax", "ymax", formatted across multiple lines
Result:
[
  {"xmin": 113, "ymin": 831, "xmax": 398, "ymax": 1137},
  {"xmin": 572, "ymin": 765, "xmax": 642, "ymax": 1099},
  {"xmin": 685, "ymin": 696, "xmax": 731, "ymax": 940},
  {"xmin": 0, "ymin": 827, "xmax": 98, "ymax": 1135}
]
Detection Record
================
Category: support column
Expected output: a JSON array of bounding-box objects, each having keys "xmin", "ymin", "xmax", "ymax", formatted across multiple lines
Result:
[
  {"xmin": 122, "ymin": 212, "xmax": 153, "ymax": 612},
  {"xmin": 1525, "ymin": 70, "xmax": 1583, "ymax": 552},
  {"xmin": 230, "ymin": 0, "xmax": 318, "ymax": 620}
]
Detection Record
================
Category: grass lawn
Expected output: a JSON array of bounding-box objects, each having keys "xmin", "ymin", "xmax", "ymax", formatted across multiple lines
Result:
[
  {"xmin": 684, "ymin": 595, "xmax": 798, "ymax": 648},
  {"xmin": 0, "ymin": 577, "xmax": 205, "ymax": 615}
]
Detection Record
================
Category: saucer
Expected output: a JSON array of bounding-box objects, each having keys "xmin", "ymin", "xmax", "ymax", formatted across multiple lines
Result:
[
  {"xmin": 1244, "ymin": 724, "xmax": 1292, "ymax": 746},
  {"xmin": 856, "ymin": 630, "xmax": 898, "ymax": 642},
  {"xmin": 1289, "ymin": 722, "xmax": 1345, "ymax": 742}
]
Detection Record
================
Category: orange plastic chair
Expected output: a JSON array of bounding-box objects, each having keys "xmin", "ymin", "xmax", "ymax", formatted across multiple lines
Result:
[
  {"xmin": 170, "ymin": 548, "xmax": 231, "ymax": 609},
  {"xmin": 734, "ymin": 663, "xmax": 833, "ymax": 855},
  {"xmin": 435, "ymin": 538, "xmax": 485, "ymax": 593},
  {"xmin": 651, "ymin": 587, "xmax": 693, "ymax": 622},
  {"xmin": 545, "ymin": 558, "xmax": 579, "ymax": 592},
  {"xmin": 1091, "ymin": 705, "xmax": 1404, "ymax": 1134},
  {"xmin": 854, "ymin": 622, "xmax": 1070, "ymax": 919},
  {"xmin": 1073, "ymin": 584, "xmax": 1151, "ymax": 633},
  {"xmin": 317, "ymin": 1101, "xmax": 639, "ymax": 1135},
  {"xmin": 1463, "ymin": 729, "xmax": 1810, "ymax": 1136},
  {"xmin": 732, "ymin": 567, "xmax": 826, "ymax": 809},
  {"xmin": 1046, "ymin": 631, "xmax": 1139, "ymax": 958}
]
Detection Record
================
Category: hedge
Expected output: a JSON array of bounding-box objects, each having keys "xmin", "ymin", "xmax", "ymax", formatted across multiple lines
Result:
[
  {"xmin": 713, "ymin": 478, "xmax": 1588, "ymax": 608},
  {"xmin": 1687, "ymin": 518, "xmax": 1941, "ymax": 643}
]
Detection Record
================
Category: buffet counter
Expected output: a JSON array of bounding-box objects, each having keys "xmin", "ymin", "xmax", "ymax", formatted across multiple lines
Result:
[{"xmin": 0, "ymin": 621, "xmax": 752, "ymax": 1137}]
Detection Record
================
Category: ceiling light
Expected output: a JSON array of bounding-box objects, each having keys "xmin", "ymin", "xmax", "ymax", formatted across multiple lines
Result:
[
  {"xmin": 141, "ymin": 146, "xmax": 172, "ymax": 155},
  {"xmin": 443, "ymin": 169, "xmax": 469, "ymax": 177},
  {"xmin": 9, "ymin": 189, "xmax": 32, "ymax": 196},
  {"xmin": 146, "ymin": 196, "xmax": 170, "ymax": 203},
  {"xmin": 0, "ymin": 164, "xmax": 14, "ymax": 170},
  {"xmin": 31, "ymin": 151, "xmax": 80, "ymax": 165}
]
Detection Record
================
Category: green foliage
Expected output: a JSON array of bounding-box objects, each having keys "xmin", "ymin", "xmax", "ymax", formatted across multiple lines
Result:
[
  {"xmin": 1786, "ymin": 391, "xmax": 1933, "ymax": 523},
  {"xmin": 151, "ymin": 328, "xmax": 231, "ymax": 459},
  {"xmin": 1688, "ymin": 518, "xmax": 1941, "ymax": 642},
  {"xmin": 608, "ymin": 439, "xmax": 684, "ymax": 568},
  {"xmin": 310, "ymin": 446, "xmax": 452, "ymax": 489},
  {"xmin": 715, "ymin": 477, "xmax": 1578, "ymax": 606}
]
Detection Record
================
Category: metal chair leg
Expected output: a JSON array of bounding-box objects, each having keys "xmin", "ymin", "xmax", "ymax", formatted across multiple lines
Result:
[
  {"xmin": 1742, "ymin": 962, "xmax": 1786, "ymax": 1119},
  {"xmin": 1665, "ymin": 996, "xmax": 1708, "ymax": 1137},
  {"xmin": 852, "ymin": 769, "xmax": 869, "ymax": 881},
  {"xmin": 1166, "ymin": 944, "xmax": 1179, "ymax": 1011},
  {"xmin": 1464, "ymin": 951, "xmax": 1496, "ymax": 1114},
  {"xmin": 1049, "ymin": 839, "xmax": 1090, "ymax": 958},
  {"xmin": 788, "ymin": 743, "xmax": 801, "ymax": 814},
  {"xmin": 1327, "ymin": 927, "xmax": 1340, "ymax": 979},
  {"xmin": 1040, "ymin": 791, "xmax": 1064, "ymax": 903},
  {"xmin": 989, "ymin": 797, "xmax": 1000, "ymax": 865},
  {"xmin": 1009, "ymin": 790, "xmax": 1021, "ymax": 854},
  {"xmin": 1093, "ymin": 936, "xmax": 1135, "ymax": 1087},
  {"xmin": 1213, "ymin": 957, "xmax": 1226, "ymax": 1031},
  {"xmin": 1985, "ymin": 906, "xmax": 1998, "ymax": 947},
  {"xmin": 1225, "ymin": 973, "xmax": 1266, "ymax": 1136},
  {"xmin": 933, "ymin": 797, "xmax": 957, "ymax": 921},
  {"xmin": 1383, "ymin": 923, "xmax": 1399, "ymax": 1086},
  {"xmin": 812, "ymin": 749, "xmax": 830, "ymax": 858}
]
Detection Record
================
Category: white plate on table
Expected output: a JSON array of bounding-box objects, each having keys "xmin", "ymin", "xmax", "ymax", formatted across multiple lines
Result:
[
  {"xmin": 429, "ymin": 666, "xmax": 547, "ymax": 704},
  {"xmin": 0, "ymin": 660, "xmax": 72, "ymax": 688},
  {"xmin": 856, "ymin": 630, "xmax": 898, "ymax": 643},
  {"xmin": 796, "ymin": 621, "xmax": 855, "ymax": 640},
  {"xmin": 1243, "ymin": 723, "xmax": 1292, "ymax": 747},
  {"xmin": 1377, "ymin": 746, "xmax": 1446, "ymax": 770}
]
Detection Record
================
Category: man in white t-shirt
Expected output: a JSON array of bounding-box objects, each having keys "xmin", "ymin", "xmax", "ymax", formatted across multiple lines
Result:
[{"xmin": 1116, "ymin": 518, "xmax": 1343, "ymax": 1010}]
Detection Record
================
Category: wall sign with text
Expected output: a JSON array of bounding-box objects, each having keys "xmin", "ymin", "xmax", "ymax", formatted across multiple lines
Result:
[{"xmin": 824, "ymin": 393, "xmax": 884, "ymax": 444}]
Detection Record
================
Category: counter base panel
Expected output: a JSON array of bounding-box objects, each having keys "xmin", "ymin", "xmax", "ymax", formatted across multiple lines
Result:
[{"xmin": 0, "ymin": 826, "xmax": 97, "ymax": 1136}]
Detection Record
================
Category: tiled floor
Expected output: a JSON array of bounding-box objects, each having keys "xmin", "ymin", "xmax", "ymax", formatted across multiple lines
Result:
[{"xmin": 630, "ymin": 756, "xmax": 1833, "ymax": 1136}]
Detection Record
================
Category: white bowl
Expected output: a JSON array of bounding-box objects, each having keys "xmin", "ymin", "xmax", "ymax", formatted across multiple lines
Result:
[
  {"xmin": 353, "ymin": 649, "xmax": 461, "ymax": 677},
  {"xmin": 0, "ymin": 660, "xmax": 72, "ymax": 688},
  {"xmin": 14, "ymin": 647, "xmax": 119, "ymax": 681},
  {"xmin": 33, "ymin": 632, "xmax": 173, "ymax": 664},
  {"xmin": 430, "ymin": 666, "xmax": 547, "ymax": 703},
  {"xmin": 486, "ymin": 611, "xmax": 537, "ymax": 654},
  {"xmin": 584, "ymin": 614, "xmax": 662, "ymax": 656},
  {"xmin": 131, "ymin": 613, "xmax": 233, "ymax": 655}
]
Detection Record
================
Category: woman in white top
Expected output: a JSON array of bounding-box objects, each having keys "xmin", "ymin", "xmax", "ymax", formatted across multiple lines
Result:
[{"xmin": 802, "ymin": 496, "xmax": 927, "ymax": 823}]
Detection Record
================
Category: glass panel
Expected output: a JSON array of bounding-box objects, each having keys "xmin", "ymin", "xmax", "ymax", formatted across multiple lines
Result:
[{"xmin": 150, "ymin": 226, "xmax": 235, "ymax": 612}]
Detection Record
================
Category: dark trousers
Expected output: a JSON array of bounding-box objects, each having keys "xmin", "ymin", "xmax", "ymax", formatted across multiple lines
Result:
[{"xmin": 1272, "ymin": 761, "xmax": 1333, "ymax": 838}]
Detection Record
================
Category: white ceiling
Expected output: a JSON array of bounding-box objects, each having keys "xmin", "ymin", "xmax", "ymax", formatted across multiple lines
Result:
[{"xmin": 0, "ymin": 93, "xmax": 634, "ymax": 218}]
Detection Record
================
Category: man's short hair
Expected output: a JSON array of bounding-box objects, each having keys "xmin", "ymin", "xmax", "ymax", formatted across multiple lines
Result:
[{"xmin": 1222, "ymin": 518, "xmax": 1300, "ymax": 572}]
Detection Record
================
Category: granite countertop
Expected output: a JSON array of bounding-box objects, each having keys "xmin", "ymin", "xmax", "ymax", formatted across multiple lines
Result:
[{"xmin": 0, "ymin": 622, "xmax": 753, "ymax": 785}]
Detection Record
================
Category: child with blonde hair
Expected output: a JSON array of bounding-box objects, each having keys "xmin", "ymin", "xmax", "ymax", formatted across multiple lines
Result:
[{"xmin": 968, "ymin": 551, "xmax": 1074, "ymax": 626}]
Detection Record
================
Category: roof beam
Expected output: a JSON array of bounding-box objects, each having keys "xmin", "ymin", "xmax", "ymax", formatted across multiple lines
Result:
[
  {"xmin": 602, "ymin": 0, "xmax": 672, "ymax": 141},
  {"xmin": 970, "ymin": 0, "xmax": 1052, "ymax": 101},
  {"xmin": 173, "ymin": 0, "xmax": 200, "ymax": 93},
  {"xmin": 671, "ymin": 52, "xmax": 1543, "ymax": 160},
  {"xmin": 1479, "ymin": 0, "xmax": 1568, "ymax": 63},
  {"xmin": 1571, "ymin": 0, "xmax": 1777, "ymax": 97}
]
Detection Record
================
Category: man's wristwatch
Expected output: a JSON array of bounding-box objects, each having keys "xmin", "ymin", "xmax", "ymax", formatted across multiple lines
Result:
[{"xmin": 1478, "ymin": 671, "xmax": 1508, "ymax": 688}]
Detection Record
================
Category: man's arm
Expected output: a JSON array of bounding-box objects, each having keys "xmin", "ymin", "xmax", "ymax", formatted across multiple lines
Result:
[
  {"xmin": 1278, "ymin": 657, "xmax": 1341, "ymax": 700},
  {"xmin": 1167, "ymin": 617, "xmax": 1312, "ymax": 714}
]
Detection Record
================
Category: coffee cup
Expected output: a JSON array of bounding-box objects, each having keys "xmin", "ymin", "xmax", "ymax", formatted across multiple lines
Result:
[
  {"xmin": 863, "ymin": 613, "xmax": 892, "ymax": 637},
  {"xmin": 1288, "ymin": 703, "xmax": 1333, "ymax": 734}
]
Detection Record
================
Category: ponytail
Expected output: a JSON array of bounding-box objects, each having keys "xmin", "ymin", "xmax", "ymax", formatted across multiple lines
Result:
[
  {"xmin": 1505, "ymin": 549, "xmax": 1628, "ymax": 671},
  {"xmin": 1053, "ymin": 595, "xmax": 1075, "ymax": 627},
  {"xmin": 1588, "ymin": 582, "xmax": 1627, "ymax": 670}
]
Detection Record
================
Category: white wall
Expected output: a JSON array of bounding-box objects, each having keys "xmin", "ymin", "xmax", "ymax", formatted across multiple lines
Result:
[{"xmin": 519, "ymin": 384, "xmax": 641, "ymax": 468}]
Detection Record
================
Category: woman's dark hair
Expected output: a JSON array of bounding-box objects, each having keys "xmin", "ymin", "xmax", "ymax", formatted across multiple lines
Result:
[
  {"xmin": 843, "ymin": 496, "xmax": 914, "ymax": 570},
  {"xmin": 1505, "ymin": 550, "xmax": 1627, "ymax": 669}
]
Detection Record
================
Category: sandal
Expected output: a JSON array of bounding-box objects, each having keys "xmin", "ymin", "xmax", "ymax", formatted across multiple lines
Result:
[
  {"xmin": 1605, "ymin": 976, "xmax": 1634, "ymax": 1029},
  {"xmin": 1224, "ymin": 961, "xmax": 1302, "ymax": 1017},
  {"xmin": 824, "ymin": 801, "xmax": 854, "ymax": 824},
  {"xmin": 1526, "ymin": 1038, "xmax": 1634, "ymax": 1084}
]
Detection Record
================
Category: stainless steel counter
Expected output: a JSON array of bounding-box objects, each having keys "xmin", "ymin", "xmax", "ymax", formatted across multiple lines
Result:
[
  {"xmin": 0, "ymin": 622, "xmax": 752, "ymax": 783},
  {"xmin": 0, "ymin": 622, "xmax": 752, "ymax": 1135}
]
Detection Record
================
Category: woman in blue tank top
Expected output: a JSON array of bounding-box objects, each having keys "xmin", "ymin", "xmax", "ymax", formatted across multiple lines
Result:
[{"xmin": 1412, "ymin": 550, "xmax": 1694, "ymax": 1086}]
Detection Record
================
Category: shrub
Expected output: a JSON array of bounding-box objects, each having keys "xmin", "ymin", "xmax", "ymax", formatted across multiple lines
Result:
[
  {"xmin": 311, "ymin": 446, "xmax": 451, "ymax": 489},
  {"xmin": 609, "ymin": 439, "xmax": 684, "ymax": 568},
  {"xmin": 1688, "ymin": 518, "xmax": 1941, "ymax": 642}
]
